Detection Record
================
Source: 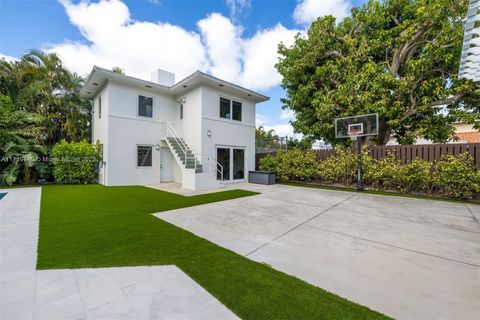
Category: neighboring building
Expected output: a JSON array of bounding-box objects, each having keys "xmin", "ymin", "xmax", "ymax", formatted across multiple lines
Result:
[
  {"xmin": 386, "ymin": 122, "xmax": 480, "ymax": 145},
  {"xmin": 80, "ymin": 66, "xmax": 269, "ymax": 190},
  {"xmin": 457, "ymin": 0, "xmax": 480, "ymax": 141},
  {"xmin": 459, "ymin": 0, "xmax": 479, "ymax": 82},
  {"xmin": 453, "ymin": 122, "xmax": 480, "ymax": 143}
]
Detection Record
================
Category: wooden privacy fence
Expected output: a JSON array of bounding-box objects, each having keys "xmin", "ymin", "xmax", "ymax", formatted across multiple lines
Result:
[{"xmin": 255, "ymin": 143, "xmax": 480, "ymax": 169}]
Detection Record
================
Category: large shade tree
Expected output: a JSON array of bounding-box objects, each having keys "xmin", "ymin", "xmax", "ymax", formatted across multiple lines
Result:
[{"xmin": 276, "ymin": 0, "xmax": 480, "ymax": 145}]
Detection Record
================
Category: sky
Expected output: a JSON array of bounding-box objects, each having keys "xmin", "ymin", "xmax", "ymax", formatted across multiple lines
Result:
[{"xmin": 0, "ymin": 0, "xmax": 366, "ymax": 137}]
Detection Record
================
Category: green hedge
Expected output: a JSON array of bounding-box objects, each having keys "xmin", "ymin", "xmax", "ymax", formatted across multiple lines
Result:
[
  {"xmin": 259, "ymin": 149, "xmax": 480, "ymax": 200},
  {"xmin": 51, "ymin": 140, "xmax": 102, "ymax": 184}
]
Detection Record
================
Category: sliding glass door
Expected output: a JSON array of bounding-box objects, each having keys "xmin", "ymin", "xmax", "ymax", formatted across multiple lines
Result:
[
  {"xmin": 217, "ymin": 148, "xmax": 230, "ymax": 181},
  {"xmin": 233, "ymin": 149, "xmax": 244, "ymax": 180},
  {"xmin": 217, "ymin": 147, "xmax": 245, "ymax": 181}
]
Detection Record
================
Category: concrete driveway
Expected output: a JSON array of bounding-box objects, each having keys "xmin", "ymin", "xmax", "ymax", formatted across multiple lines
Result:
[{"xmin": 155, "ymin": 184, "xmax": 480, "ymax": 320}]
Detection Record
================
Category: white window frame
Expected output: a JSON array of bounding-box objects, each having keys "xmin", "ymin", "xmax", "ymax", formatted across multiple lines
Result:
[
  {"xmin": 136, "ymin": 144, "xmax": 153, "ymax": 168},
  {"xmin": 215, "ymin": 144, "xmax": 247, "ymax": 182},
  {"xmin": 219, "ymin": 95, "xmax": 243, "ymax": 122},
  {"xmin": 137, "ymin": 93, "xmax": 154, "ymax": 119}
]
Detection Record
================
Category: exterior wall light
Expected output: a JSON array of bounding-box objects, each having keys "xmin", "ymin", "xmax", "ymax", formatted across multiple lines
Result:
[
  {"xmin": 207, "ymin": 130, "xmax": 212, "ymax": 137},
  {"xmin": 181, "ymin": 97, "xmax": 186, "ymax": 103},
  {"xmin": 155, "ymin": 144, "xmax": 160, "ymax": 151}
]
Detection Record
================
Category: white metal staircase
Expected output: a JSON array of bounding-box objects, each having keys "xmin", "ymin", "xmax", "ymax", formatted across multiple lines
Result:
[{"xmin": 163, "ymin": 122, "xmax": 224, "ymax": 190}]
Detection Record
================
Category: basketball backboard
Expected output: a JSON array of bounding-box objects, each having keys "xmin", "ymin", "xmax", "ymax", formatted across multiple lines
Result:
[{"xmin": 335, "ymin": 113, "xmax": 379, "ymax": 139}]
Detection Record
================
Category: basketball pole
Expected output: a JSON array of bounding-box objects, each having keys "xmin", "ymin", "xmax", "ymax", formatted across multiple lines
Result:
[{"xmin": 357, "ymin": 137, "xmax": 363, "ymax": 191}]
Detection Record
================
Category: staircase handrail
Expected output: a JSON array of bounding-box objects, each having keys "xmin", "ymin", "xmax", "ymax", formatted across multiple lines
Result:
[
  {"xmin": 165, "ymin": 121, "xmax": 191, "ymax": 164},
  {"xmin": 164, "ymin": 124, "xmax": 223, "ymax": 180},
  {"xmin": 217, "ymin": 162, "xmax": 224, "ymax": 181},
  {"xmin": 192, "ymin": 153, "xmax": 223, "ymax": 180}
]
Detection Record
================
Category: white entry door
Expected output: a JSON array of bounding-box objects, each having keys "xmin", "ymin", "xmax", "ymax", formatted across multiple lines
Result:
[{"xmin": 160, "ymin": 147, "xmax": 173, "ymax": 182}]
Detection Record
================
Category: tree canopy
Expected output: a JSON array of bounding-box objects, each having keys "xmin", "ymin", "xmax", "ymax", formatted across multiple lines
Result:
[
  {"xmin": 0, "ymin": 50, "xmax": 92, "ymax": 146},
  {"xmin": 0, "ymin": 50, "xmax": 92, "ymax": 184},
  {"xmin": 276, "ymin": 0, "xmax": 480, "ymax": 145}
]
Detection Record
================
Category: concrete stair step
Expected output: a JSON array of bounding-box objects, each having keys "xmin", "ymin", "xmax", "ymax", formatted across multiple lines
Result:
[{"xmin": 167, "ymin": 136, "xmax": 202, "ymax": 172}]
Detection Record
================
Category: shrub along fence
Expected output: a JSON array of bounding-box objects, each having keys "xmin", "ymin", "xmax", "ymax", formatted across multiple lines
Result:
[
  {"xmin": 256, "ymin": 143, "xmax": 480, "ymax": 169},
  {"xmin": 258, "ymin": 147, "xmax": 480, "ymax": 200}
]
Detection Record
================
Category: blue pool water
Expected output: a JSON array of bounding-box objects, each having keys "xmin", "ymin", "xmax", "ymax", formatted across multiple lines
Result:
[{"xmin": 0, "ymin": 193, "xmax": 7, "ymax": 200}]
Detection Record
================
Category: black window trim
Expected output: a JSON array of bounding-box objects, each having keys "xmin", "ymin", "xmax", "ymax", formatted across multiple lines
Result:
[
  {"xmin": 219, "ymin": 96, "xmax": 242, "ymax": 122},
  {"xmin": 136, "ymin": 144, "xmax": 153, "ymax": 168},
  {"xmin": 137, "ymin": 94, "xmax": 154, "ymax": 118}
]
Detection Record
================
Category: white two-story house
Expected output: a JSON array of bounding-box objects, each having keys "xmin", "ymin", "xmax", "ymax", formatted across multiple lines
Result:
[{"xmin": 80, "ymin": 66, "xmax": 269, "ymax": 190}]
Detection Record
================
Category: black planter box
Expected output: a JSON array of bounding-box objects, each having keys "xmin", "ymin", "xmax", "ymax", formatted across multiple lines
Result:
[{"xmin": 248, "ymin": 171, "xmax": 276, "ymax": 185}]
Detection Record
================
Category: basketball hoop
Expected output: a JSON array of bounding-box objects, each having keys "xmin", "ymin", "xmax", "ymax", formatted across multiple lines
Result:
[
  {"xmin": 335, "ymin": 114, "xmax": 379, "ymax": 192},
  {"xmin": 347, "ymin": 123, "xmax": 363, "ymax": 141},
  {"xmin": 348, "ymin": 129, "xmax": 360, "ymax": 141}
]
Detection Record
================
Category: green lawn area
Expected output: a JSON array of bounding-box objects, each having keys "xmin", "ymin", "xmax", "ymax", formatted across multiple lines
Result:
[{"xmin": 38, "ymin": 184, "xmax": 389, "ymax": 320}]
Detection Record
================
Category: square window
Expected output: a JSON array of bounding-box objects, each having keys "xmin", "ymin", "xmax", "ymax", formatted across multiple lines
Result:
[
  {"xmin": 232, "ymin": 101, "xmax": 242, "ymax": 121},
  {"xmin": 219, "ymin": 97, "xmax": 230, "ymax": 119},
  {"xmin": 138, "ymin": 95, "xmax": 153, "ymax": 118},
  {"xmin": 137, "ymin": 146, "xmax": 152, "ymax": 167}
]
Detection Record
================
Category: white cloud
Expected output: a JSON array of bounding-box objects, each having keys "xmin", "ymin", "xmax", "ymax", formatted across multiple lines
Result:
[
  {"xmin": 0, "ymin": 53, "xmax": 18, "ymax": 62},
  {"xmin": 198, "ymin": 14, "xmax": 299, "ymax": 90},
  {"xmin": 279, "ymin": 108, "xmax": 295, "ymax": 121},
  {"xmin": 49, "ymin": 0, "xmax": 207, "ymax": 80},
  {"xmin": 225, "ymin": 0, "xmax": 251, "ymax": 20},
  {"xmin": 256, "ymin": 113, "xmax": 268, "ymax": 126},
  {"xmin": 46, "ymin": 0, "xmax": 300, "ymax": 91},
  {"xmin": 293, "ymin": 0, "xmax": 351, "ymax": 25},
  {"xmin": 241, "ymin": 24, "xmax": 298, "ymax": 90},
  {"xmin": 197, "ymin": 13, "xmax": 243, "ymax": 82},
  {"xmin": 263, "ymin": 124, "xmax": 299, "ymax": 138}
]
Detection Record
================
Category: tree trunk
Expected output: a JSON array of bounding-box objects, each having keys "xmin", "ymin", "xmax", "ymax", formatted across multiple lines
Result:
[{"xmin": 377, "ymin": 119, "xmax": 392, "ymax": 145}]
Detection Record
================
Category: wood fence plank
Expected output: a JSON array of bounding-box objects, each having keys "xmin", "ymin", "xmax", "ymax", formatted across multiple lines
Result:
[{"xmin": 255, "ymin": 143, "xmax": 480, "ymax": 169}]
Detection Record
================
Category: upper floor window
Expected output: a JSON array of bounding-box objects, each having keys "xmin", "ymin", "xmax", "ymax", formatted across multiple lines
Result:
[
  {"xmin": 220, "ymin": 97, "xmax": 230, "ymax": 119},
  {"xmin": 219, "ymin": 97, "xmax": 242, "ymax": 121},
  {"xmin": 98, "ymin": 96, "xmax": 102, "ymax": 119},
  {"xmin": 232, "ymin": 101, "xmax": 242, "ymax": 121},
  {"xmin": 138, "ymin": 95, "xmax": 153, "ymax": 118},
  {"xmin": 180, "ymin": 104, "xmax": 183, "ymax": 119}
]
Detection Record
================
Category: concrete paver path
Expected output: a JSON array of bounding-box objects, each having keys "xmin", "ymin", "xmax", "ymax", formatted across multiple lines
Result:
[
  {"xmin": 0, "ymin": 188, "xmax": 238, "ymax": 320},
  {"xmin": 155, "ymin": 183, "xmax": 480, "ymax": 319}
]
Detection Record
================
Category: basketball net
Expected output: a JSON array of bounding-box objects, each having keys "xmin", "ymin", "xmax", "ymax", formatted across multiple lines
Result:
[{"xmin": 348, "ymin": 129, "xmax": 361, "ymax": 141}]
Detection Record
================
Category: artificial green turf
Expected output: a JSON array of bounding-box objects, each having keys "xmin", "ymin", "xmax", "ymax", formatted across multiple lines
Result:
[{"xmin": 38, "ymin": 184, "xmax": 389, "ymax": 320}]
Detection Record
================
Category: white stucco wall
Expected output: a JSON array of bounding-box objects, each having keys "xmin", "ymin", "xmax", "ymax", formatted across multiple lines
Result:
[
  {"xmin": 91, "ymin": 78, "xmax": 260, "ymax": 187},
  {"xmin": 92, "ymin": 84, "xmax": 109, "ymax": 185},
  {"xmin": 178, "ymin": 87, "xmax": 202, "ymax": 153},
  {"xmin": 101, "ymin": 81, "xmax": 178, "ymax": 186},
  {"xmin": 200, "ymin": 86, "xmax": 256, "ymax": 176}
]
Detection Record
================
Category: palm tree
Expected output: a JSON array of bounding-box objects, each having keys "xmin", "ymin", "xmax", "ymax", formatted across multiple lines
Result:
[
  {"xmin": 0, "ymin": 49, "xmax": 93, "ymax": 184},
  {"xmin": 1, "ymin": 50, "xmax": 92, "ymax": 146}
]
